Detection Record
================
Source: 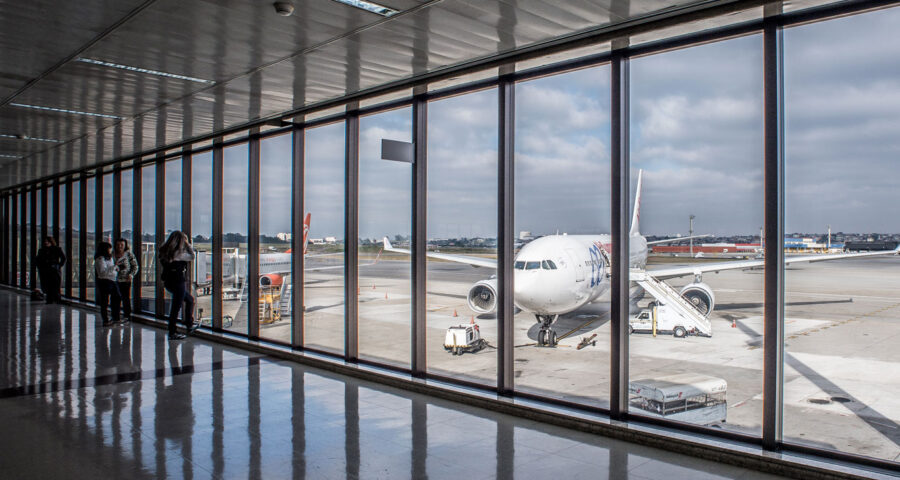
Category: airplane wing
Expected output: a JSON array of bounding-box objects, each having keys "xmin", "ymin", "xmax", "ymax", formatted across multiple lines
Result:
[
  {"xmin": 383, "ymin": 237, "xmax": 497, "ymax": 269},
  {"xmin": 649, "ymin": 246, "xmax": 900, "ymax": 280},
  {"xmin": 646, "ymin": 234, "xmax": 712, "ymax": 245},
  {"xmin": 264, "ymin": 250, "xmax": 383, "ymax": 273}
]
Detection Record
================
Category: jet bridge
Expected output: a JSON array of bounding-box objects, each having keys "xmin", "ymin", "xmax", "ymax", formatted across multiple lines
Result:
[{"xmin": 630, "ymin": 269, "xmax": 713, "ymax": 337}]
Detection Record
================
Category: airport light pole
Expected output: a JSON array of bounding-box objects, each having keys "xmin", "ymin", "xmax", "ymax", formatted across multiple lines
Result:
[{"xmin": 689, "ymin": 214, "xmax": 695, "ymax": 256}]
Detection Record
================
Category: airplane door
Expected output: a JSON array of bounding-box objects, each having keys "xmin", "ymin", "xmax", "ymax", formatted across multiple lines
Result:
[{"xmin": 566, "ymin": 249, "xmax": 585, "ymax": 282}]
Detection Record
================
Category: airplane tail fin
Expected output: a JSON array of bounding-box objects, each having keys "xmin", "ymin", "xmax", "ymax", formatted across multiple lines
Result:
[
  {"xmin": 303, "ymin": 213, "xmax": 311, "ymax": 255},
  {"xmin": 630, "ymin": 169, "xmax": 643, "ymax": 236}
]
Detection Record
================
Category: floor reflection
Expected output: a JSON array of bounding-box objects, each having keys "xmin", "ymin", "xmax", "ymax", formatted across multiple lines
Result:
[{"xmin": 0, "ymin": 291, "xmax": 776, "ymax": 479}]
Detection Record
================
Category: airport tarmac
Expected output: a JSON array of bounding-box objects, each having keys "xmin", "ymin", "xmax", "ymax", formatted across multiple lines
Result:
[{"xmin": 198, "ymin": 253, "xmax": 900, "ymax": 462}]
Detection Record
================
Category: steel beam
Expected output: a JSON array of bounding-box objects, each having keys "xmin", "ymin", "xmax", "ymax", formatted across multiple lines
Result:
[
  {"xmin": 411, "ymin": 96, "xmax": 427, "ymax": 376},
  {"xmin": 345, "ymin": 114, "xmax": 359, "ymax": 362},
  {"xmin": 291, "ymin": 126, "xmax": 305, "ymax": 348},
  {"xmin": 248, "ymin": 133, "xmax": 261, "ymax": 339},
  {"xmin": 762, "ymin": 14, "xmax": 785, "ymax": 451},
  {"xmin": 497, "ymin": 79, "xmax": 515, "ymax": 395},
  {"xmin": 609, "ymin": 53, "xmax": 630, "ymax": 420}
]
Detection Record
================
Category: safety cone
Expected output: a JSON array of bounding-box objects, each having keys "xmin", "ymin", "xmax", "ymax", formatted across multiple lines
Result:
[
  {"xmin": 470, "ymin": 316, "xmax": 475, "ymax": 324},
  {"xmin": 384, "ymin": 292, "xmax": 389, "ymax": 300},
  {"xmin": 452, "ymin": 309, "xmax": 458, "ymax": 317},
  {"xmin": 731, "ymin": 318, "xmax": 736, "ymax": 328}
]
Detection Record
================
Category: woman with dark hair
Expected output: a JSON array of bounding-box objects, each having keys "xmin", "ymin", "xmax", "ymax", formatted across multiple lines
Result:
[
  {"xmin": 114, "ymin": 238, "xmax": 139, "ymax": 322},
  {"xmin": 35, "ymin": 236, "xmax": 66, "ymax": 303},
  {"xmin": 94, "ymin": 241, "xmax": 121, "ymax": 326},
  {"xmin": 159, "ymin": 230, "xmax": 198, "ymax": 340}
]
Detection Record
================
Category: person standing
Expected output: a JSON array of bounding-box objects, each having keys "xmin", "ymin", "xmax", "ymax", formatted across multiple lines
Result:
[
  {"xmin": 114, "ymin": 238, "xmax": 139, "ymax": 322},
  {"xmin": 159, "ymin": 231, "xmax": 198, "ymax": 340},
  {"xmin": 94, "ymin": 242, "xmax": 121, "ymax": 327},
  {"xmin": 35, "ymin": 236, "xmax": 66, "ymax": 303}
]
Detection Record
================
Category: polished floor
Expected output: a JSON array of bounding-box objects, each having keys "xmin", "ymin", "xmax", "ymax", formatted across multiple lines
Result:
[{"xmin": 0, "ymin": 291, "xmax": 785, "ymax": 479}]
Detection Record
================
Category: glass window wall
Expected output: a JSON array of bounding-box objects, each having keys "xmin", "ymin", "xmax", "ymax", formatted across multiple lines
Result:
[
  {"xmin": 86, "ymin": 177, "xmax": 96, "ymax": 301},
  {"xmin": 304, "ymin": 122, "xmax": 345, "ymax": 355},
  {"xmin": 163, "ymin": 159, "xmax": 182, "ymax": 313},
  {"xmin": 102, "ymin": 173, "xmax": 112, "ymax": 244},
  {"xmin": 192, "ymin": 152, "xmax": 213, "ymax": 327},
  {"xmin": 141, "ymin": 165, "xmax": 156, "ymax": 313},
  {"xmin": 258, "ymin": 133, "xmax": 293, "ymax": 343},
  {"xmin": 72, "ymin": 182, "xmax": 81, "ymax": 298},
  {"xmin": 222, "ymin": 143, "xmax": 249, "ymax": 334}
]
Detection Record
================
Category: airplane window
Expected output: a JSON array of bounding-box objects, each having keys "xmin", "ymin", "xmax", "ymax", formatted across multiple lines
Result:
[
  {"xmin": 515, "ymin": 261, "xmax": 526, "ymax": 270},
  {"xmin": 525, "ymin": 261, "xmax": 541, "ymax": 270},
  {"xmin": 544, "ymin": 260, "xmax": 557, "ymax": 270}
]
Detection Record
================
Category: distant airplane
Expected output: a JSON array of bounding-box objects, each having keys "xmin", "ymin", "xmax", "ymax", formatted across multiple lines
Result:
[{"xmin": 384, "ymin": 170, "xmax": 900, "ymax": 346}]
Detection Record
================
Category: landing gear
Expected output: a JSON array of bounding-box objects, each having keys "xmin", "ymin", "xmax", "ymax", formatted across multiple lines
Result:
[{"xmin": 535, "ymin": 315, "xmax": 559, "ymax": 347}]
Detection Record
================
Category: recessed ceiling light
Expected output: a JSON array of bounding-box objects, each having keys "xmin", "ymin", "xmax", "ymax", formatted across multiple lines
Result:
[
  {"xmin": 332, "ymin": 0, "xmax": 397, "ymax": 16},
  {"xmin": 76, "ymin": 58, "xmax": 214, "ymax": 84},
  {"xmin": 10, "ymin": 103, "xmax": 123, "ymax": 120},
  {"xmin": 0, "ymin": 154, "xmax": 21, "ymax": 159},
  {"xmin": 0, "ymin": 133, "xmax": 59, "ymax": 143}
]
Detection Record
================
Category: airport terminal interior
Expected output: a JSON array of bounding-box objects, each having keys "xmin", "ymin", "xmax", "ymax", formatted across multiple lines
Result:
[{"xmin": 2, "ymin": 0, "xmax": 900, "ymax": 478}]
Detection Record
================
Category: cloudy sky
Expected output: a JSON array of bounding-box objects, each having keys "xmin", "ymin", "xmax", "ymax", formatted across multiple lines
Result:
[{"xmin": 186, "ymin": 6, "xmax": 900, "ymax": 240}]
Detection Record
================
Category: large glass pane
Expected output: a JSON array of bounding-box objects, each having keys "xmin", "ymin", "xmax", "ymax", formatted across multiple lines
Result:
[
  {"xmin": 58, "ymin": 183, "xmax": 66, "ymax": 266},
  {"xmin": 72, "ymin": 182, "xmax": 81, "ymax": 298},
  {"xmin": 629, "ymin": 35, "xmax": 764, "ymax": 435},
  {"xmin": 140, "ymin": 165, "xmax": 156, "ymax": 313},
  {"xmin": 191, "ymin": 152, "xmax": 213, "ymax": 327},
  {"xmin": 85, "ymin": 177, "xmax": 96, "ymax": 301},
  {"xmin": 163, "ymin": 160, "xmax": 182, "ymax": 314},
  {"xmin": 427, "ymin": 89, "xmax": 498, "ymax": 385},
  {"xmin": 513, "ymin": 65, "xmax": 611, "ymax": 406},
  {"xmin": 784, "ymin": 8, "xmax": 900, "ymax": 461},
  {"xmin": 102, "ymin": 173, "xmax": 112, "ymax": 243},
  {"xmin": 358, "ymin": 107, "xmax": 412, "ymax": 368},
  {"xmin": 304, "ymin": 122, "xmax": 345, "ymax": 354},
  {"xmin": 120, "ymin": 170, "xmax": 133, "ymax": 245},
  {"xmin": 258, "ymin": 133, "xmax": 293, "ymax": 343},
  {"xmin": 222, "ymin": 143, "xmax": 249, "ymax": 334},
  {"xmin": 24, "ymin": 192, "xmax": 30, "ymax": 288}
]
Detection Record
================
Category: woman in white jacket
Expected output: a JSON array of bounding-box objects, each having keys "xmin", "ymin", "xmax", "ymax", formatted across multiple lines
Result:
[{"xmin": 94, "ymin": 241, "xmax": 121, "ymax": 326}]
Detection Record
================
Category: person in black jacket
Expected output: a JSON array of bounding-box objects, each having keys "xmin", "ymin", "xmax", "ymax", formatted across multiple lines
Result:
[
  {"xmin": 159, "ymin": 231, "xmax": 199, "ymax": 340},
  {"xmin": 35, "ymin": 236, "xmax": 66, "ymax": 303}
]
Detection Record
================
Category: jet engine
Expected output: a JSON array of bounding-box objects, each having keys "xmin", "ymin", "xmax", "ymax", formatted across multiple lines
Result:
[
  {"xmin": 679, "ymin": 282, "xmax": 715, "ymax": 317},
  {"xmin": 259, "ymin": 273, "xmax": 284, "ymax": 288},
  {"xmin": 467, "ymin": 279, "xmax": 497, "ymax": 314}
]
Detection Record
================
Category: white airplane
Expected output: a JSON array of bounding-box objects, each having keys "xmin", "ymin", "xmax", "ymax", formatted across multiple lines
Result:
[{"xmin": 384, "ymin": 170, "xmax": 900, "ymax": 346}]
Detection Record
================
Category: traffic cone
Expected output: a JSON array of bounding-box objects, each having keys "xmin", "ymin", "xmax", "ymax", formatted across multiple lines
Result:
[
  {"xmin": 731, "ymin": 318, "xmax": 736, "ymax": 328},
  {"xmin": 384, "ymin": 292, "xmax": 389, "ymax": 300},
  {"xmin": 470, "ymin": 316, "xmax": 475, "ymax": 324},
  {"xmin": 452, "ymin": 309, "xmax": 458, "ymax": 317}
]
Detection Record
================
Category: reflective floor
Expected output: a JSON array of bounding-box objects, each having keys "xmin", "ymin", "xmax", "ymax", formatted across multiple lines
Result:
[{"xmin": 0, "ymin": 291, "xmax": 783, "ymax": 479}]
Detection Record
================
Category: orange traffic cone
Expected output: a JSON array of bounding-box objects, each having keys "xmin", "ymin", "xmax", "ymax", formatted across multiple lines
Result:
[
  {"xmin": 470, "ymin": 316, "xmax": 475, "ymax": 324},
  {"xmin": 731, "ymin": 319, "xmax": 736, "ymax": 328},
  {"xmin": 452, "ymin": 309, "xmax": 458, "ymax": 317},
  {"xmin": 384, "ymin": 292, "xmax": 389, "ymax": 300}
]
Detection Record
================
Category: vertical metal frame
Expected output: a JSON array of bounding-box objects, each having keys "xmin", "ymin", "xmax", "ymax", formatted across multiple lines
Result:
[
  {"xmin": 40, "ymin": 185, "xmax": 48, "ymax": 246},
  {"xmin": 132, "ymin": 165, "xmax": 143, "ymax": 314},
  {"xmin": 248, "ymin": 133, "xmax": 261, "ymax": 339},
  {"xmin": 30, "ymin": 187, "xmax": 37, "ymax": 289},
  {"xmin": 10, "ymin": 192, "xmax": 17, "ymax": 286},
  {"xmin": 79, "ymin": 174, "xmax": 87, "ymax": 300},
  {"xmin": 19, "ymin": 189, "xmax": 26, "ymax": 289},
  {"xmin": 181, "ymin": 152, "xmax": 191, "ymax": 249},
  {"xmin": 52, "ymin": 182, "xmax": 60, "ymax": 244},
  {"xmin": 345, "ymin": 114, "xmax": 360, "ymax": 361},
  {"xmin": 609, "ymin": 52, "xmax": 630, "ymax": 420},
  {"xmin": 64, "ymin": 180, "xmax": 73, "ymax": 297},
  {"xmin": 1, "ymin": 195, "xmax": 6, "ymax": 285},
  {"xmin": 291, "ymin": 126, "xmax": 305, "ymax": 348},
  {"xmin": 212, "ymin": 142, "xmax": 224, "ymax": 330},
  {"xmin": 155, "ymin": 156, "xmax": 165, "ymax": 316},
  {"xmin": 95, "ymin": 173, "xmax": 103, "ymax": 247},
  {"xmin": 112, "ymin": 167, "xmax": 121, "ymax": 241},
  {"xmin": 762, "ymin": 15, "xmax": 785, "ymax": 451},
  {"xmin": 497, "ymin": 78, "xmax": 515, "ymax": 394},
  {"xmin": 411, "ymin": 96, "xmax": 427, "ymax": 376}
]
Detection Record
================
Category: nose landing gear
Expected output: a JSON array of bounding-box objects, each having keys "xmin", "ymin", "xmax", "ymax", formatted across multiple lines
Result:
[{"xmin": 535, "ymin": 314, "xmax": 559, "ymax": 347}]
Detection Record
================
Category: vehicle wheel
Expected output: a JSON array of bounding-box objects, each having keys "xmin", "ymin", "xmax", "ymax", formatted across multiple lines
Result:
[
  {"xmin": 537, "ymin": 330, "xmax": 546, "ymax": 346},
  {"xmin": 452, "ymin": 346, "xmax": 459, "ymax": 355},
  {"xmin": 627, "ymin": 325, "xmax": 634, "ymax": 335},
  {"xmin": 673, "ymin": 326, "xmax": 687, "ymax": 338},
  {"xmin": 549, "ymin": 330, "xmax": 557, "ymax": 346}
]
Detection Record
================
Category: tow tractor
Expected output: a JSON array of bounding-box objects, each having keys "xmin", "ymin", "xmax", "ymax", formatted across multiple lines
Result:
[
  {"xmin": 444, "ymin": 319, "xmax": 487, "ymax": 355},
  {"xmin": 629, "ymin": 303, "xmax": 708, "ymax": 338}
]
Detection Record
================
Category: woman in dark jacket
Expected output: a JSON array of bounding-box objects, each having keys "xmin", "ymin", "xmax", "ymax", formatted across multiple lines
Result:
[
  {"xmin": 35, "ymin": 236, "xmax": 66, "ymax": 303},
  {"xmin": 159, "ymin": 231, "xmax": 198, "ymax": 340},
  {"xmin": 114, "ymin": 238, "xmax": 139, "ymax": 322}
]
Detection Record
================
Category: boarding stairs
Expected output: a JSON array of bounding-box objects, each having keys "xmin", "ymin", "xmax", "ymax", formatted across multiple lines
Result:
[
  {"xmin": 630, "ymin": 269, "xmax": 713, "ymax": 336},
  {"xmin": 279, "ymin": 283, "xmax": 292, "ymax": 317}
]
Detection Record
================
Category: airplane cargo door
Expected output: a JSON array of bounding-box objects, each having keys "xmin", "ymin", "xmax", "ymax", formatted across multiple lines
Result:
[{"xmin": 566, "ymin": 249, "xmax": 585, "ymax": 282}]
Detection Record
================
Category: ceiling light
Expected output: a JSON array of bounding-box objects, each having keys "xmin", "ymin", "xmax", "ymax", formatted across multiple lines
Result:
[
  {"xmin": 76, "ymin": 58, "xmax": 214, "ymax": 84},
  {"xmin": 0, "ymin": 154, "xmax": 21, "ymax": 159},
  {"xmin": 0, "ymin": 133, "xmax": 59, "ymax": 143},
  {"xmin": 332, "ymin": 0, "xmax": 398, "ymax": 16},
  {"xmin": 273, "ymin": 1, "xmax": 294, "ymax": 16},
  {"xmin": 10, "ymin": 103, "xmax": 123, "ymax": 120}
]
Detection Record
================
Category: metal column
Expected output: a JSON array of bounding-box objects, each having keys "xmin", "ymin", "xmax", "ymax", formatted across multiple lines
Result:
[
  {"xmin": 95, "ymin": 174, "xmax": 103, "ymax": 247},
  {"xmin": 65, "ymin": 181, "xmax": 72, "ymax": 297},
  {"xmin": 132, "ymin": 166, "xmax": 142, "ymax": 315},
  {"xmin": 248, "ymin": 134, "xmax": 261, "ymax": 339},
  {"xmin": 182, "ymin": 152, "xmax": 192, "ymax": 241},
  {"xmin": 40, "ymin": 185, "xmax": 48, "ymax": 246},
  {"xmin": 497, "ymin": 79, "xmax": 515, "ymax": 395},
  {"xmin": 19, "ymin": 190, "xmax": 26, "ymax": 289},
  {"xmin": 762, "ymin": 14, "xmax": 785, "ymax": 451},
  {"xmin": 411, "ymin": 96, "xmax": 427, "ymax": 376},
  {"xmin": 155, "ymin": 156, "xmax": 165, "ymax": 317},
  {"xmin": 291, "ymin": 126, "xmax": 305, "ymax": 348},
  {"xmin": 79, "ymin": 175, "xmax": 87, "ymax": 300},
  {"xmin": 10, "ymin": 193, "xmax": 16, "ymax": 286},
  {"xmin": 610, "ymin": 52, "xmax": 631, "ymax": 420},
  {"xmin": 345, "ymin": 114, "xmax": 360, "ymax": 362},
  {"xmin": 113, "ymin": 168, "xmax": 121, "ymax": 242},
  {"xmin": 52, "ymin": 182, "xmax": 60, "ymax": 243},
  {"xmin": 212, "ymin": 143, "xmax": 224, "ymax": 330},
  {"xmin": 30, "ymin": 188, "xmax": 37, "ymax": 290}
]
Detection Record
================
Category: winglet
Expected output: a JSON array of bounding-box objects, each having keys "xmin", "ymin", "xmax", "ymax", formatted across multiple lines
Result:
[
  {"xmin": 630, "ymin": 169, "xmax": 643, "ymax": 236},
  {"xmin": 383, "ymin": 237, "xmax": 393, "ymax": 250}
]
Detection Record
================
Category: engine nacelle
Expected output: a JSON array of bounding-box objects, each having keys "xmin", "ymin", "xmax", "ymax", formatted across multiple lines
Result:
[
  {"xmin": 260, "ymin": 273, "xmax": 284, "ymax": 288},
  {"xmin": 679, "ymin": 282, "xmax": 715, "ymax": 317},
  {"xmin": 467, "ymin": 279, "xmax": 498, "ymax": 314}
]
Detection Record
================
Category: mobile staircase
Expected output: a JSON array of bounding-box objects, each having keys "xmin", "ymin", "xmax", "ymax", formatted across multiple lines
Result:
[{"xmin": 630, "ymin": 269, "xmax": 713, "ymax": 337}]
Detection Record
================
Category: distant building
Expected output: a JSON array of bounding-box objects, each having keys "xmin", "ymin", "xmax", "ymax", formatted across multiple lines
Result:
[
  {"xmin": 309, "ymin": 238, "xmax": 325, "ymax": 245},
  {"xmin": 275, "ymin": 232, "xmax": 291, "ymax": 241},
  {"xmin": 519, "ymin": 231, "xmax": 533, "ymax": 241},
  {"xmin": 325, "ymin": 236, "xmax": 337, "ymax": 244}
]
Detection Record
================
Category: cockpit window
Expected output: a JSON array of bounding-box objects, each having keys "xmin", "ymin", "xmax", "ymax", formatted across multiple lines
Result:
[
  {"xmin": 542, "ymin": 260, "xmax": 557, "ymax": 270},
  {"xmin": 514, "ymin": 261, "xmax": 525, "ymax": 270},
  {"xmin": 525, "ymin": 261, "xmax": 541, "ymax": 270}
]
